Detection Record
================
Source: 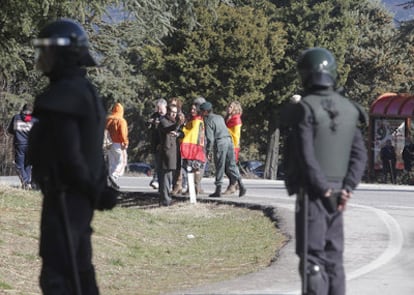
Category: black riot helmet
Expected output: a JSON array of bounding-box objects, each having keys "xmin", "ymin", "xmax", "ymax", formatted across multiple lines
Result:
[
  {"xmin": 297, "ymin": 47, "xmax": 337, "ymax": 90},
  {"xmin": 33, "ymin": 18, "xmax": 96, "ymax": 74}
]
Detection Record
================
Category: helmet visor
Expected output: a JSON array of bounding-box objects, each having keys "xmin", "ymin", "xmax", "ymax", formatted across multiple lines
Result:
[
  {"xmin": 34, "ymin": 46, "xmax": 56, "ymax": 74},
  {"xmin": 33, "ymin": 39, "xmax": 97, "ymax": 67},
  {"xmin": 33, "ymin": 37, "xmax": 71, "ymax": 47}
]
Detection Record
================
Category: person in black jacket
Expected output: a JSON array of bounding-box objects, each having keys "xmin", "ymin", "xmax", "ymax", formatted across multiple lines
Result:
[
  {"xmin": 158, "ymin": 104, "xmax": 184, "ymax": 206},
  {"xmin": 7, "ymin": 103, "xmax": 37, "ymax": 189},
  {"xmin": 146, "ymin": 98, "xmax": 168, "ymax": 190},
  {"xmin": 29, "ymin": 19, "xmax": 117, "ymax": 295},
  {"xmin": 380, "ymin": 139, "xmax": 397, "ymax": 183},
  {"xmin": 402, "ymin": 139, "xmax": 414, "ymax": 174},
  {"xmin": 282, "ymin": 48, "xmax": 367, "ymax": 295}
]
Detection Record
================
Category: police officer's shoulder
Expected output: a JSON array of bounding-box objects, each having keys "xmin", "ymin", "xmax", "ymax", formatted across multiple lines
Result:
[
  {"xmin": 349, "ymin": 100, "xmax": 368, "ymax": 125},
  {"xmin": 280, "ymin": 100, "xmax": 306, "ymax": 127},
  {"xmin": 333, "ymin": 90, "xmax": 368, "ymax": 125},
  {"xmin": 35, "ymin": 79, "xmax": 90, "ymax": 117},
  {"xmin": 337, "ymin": 90, "xmax": 368, "ymax": 125}
]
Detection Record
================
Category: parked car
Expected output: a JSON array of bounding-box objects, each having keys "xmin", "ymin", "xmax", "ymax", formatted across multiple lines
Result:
[
  {"xmin": 240, "ymin": 160, "xmax": 264, "ymax": 177},
  {"xmin": 240, "ymin": 160, "xmax": 263, "ymax": 172},
  {"xmin": 251, "ymin": 164, "xmax": 265, "ymax": 178},
  {"xmin": 126, "ymin": 162, "xmax": 152, "ymax": 176},
  {"xmin": 240, "ymin": 161, "xmax": 285, "ymax": 180}
]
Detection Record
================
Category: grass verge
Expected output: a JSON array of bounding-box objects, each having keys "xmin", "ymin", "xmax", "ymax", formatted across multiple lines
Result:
[{"xmin": 0, "ymin": 185, "xmax": 286, "ymax": 295}]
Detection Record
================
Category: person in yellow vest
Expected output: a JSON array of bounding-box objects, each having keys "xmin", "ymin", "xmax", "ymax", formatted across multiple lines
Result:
[
  {"xmin": 180, "ymin": 102, "xmax": 206, "ymax": 195},
  {"xmin": 106, "ymin": 102, "xmax": 129, "ymax": 181},
  {"xmin": 223, "ymin": 101, "xmax": 243, "ymax": 195}
]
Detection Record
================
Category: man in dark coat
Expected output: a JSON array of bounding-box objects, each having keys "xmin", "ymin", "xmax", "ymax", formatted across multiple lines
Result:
[
  {"xmin": 7, "ymin": 103, "xmax": 37, "ymax": 189},
  {"xmin": 402, "ymin": 139, "xmax": 414, "ymax": 173},
  {"xmin": 380, "ymin": 139, "xmax": 397, "ymax": 183},
  {"xmin": 282, "ymin": 48, "xmax": 367, "ymax": 295},
  {"xmin": 146, "ymin": 98, "xmax": 168, "ymax": 190},
  {"xmin": 158, "ymin": 104, "xmax": 183, "ymax": 206},
  {"xmin": 29, "ymin": 19, "xmax": 117, "ymax": 295}
]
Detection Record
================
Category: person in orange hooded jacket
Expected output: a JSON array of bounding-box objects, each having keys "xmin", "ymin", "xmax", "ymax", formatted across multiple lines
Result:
[{"xmin": 106, "ymin": 102, "xmax": 129, "ymax": 180}]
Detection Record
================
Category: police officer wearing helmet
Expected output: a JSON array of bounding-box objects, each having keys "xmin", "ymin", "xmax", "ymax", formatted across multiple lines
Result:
[
  {"xmin": 29, "ymin": 19, "xmax": 117, "ymax": 294},
  {"xmin": 282, "ymin": 48, "xmax": 367, "ymax": 295}
]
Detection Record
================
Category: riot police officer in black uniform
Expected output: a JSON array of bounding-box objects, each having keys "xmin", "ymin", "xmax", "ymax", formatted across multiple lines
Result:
[
  {"xmin": 282, "ymin": 48, "xmax": 367, "ymax": 295},
  {"xmin": 29, "ymin": 19, "xmax": 117, "ymax": 294}
]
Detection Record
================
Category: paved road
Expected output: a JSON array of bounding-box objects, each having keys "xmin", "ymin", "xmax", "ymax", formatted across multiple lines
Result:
[
  {"xmin": 1, "ymin": 176, "xmax": 413, "ymax": 294},
  {"xmin": 121, "ymin": 177, "xmax": 414, "ymax": 295}
]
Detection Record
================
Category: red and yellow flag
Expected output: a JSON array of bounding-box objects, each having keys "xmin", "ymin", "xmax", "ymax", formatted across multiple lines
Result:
[
  {"xmin": 226, "ymin": 114, "xmax": 242, "ymax": 161},
  {"xmin": 180, "ymin": 116, "xmax": 206, "ymax": 162}
]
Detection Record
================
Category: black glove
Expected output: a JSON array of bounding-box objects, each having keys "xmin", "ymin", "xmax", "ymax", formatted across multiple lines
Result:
[
  {"xmin": 94, "ymin": 186, "xmax": 119, "ymax": 211},
  {"xmin": 322, "ymin": 191, "xmax": 342, "ymax": 214}
]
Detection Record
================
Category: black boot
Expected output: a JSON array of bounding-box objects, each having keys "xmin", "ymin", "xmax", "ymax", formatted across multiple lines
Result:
[
  {"xmin": 238, "ymin": 179, "xmax": 246, "ymax": 197},
  {"xmin": 209, "ymin": 185, "xmax": 222, "ymax": 198}
]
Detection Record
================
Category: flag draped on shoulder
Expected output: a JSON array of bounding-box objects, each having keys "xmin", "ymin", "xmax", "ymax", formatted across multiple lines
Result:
[
  {"xmin": 180, "ymin": 115, "xmax": 206, "ymax": 162},
  {"xmin": 226, "ymin": 114, "xmax": 242, "ymax": 161}
]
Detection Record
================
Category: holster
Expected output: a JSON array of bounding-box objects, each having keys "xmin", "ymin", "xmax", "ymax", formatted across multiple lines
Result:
[{"xmin": 307, "ymin": 264, "xmax": 325, "ymax": 295}]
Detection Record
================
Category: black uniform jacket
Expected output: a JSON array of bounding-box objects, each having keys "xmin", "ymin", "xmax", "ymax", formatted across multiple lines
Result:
[
  {"xmin": 282, "ymin": 89, "xmax": 367, "ymax": 197},
  {"xmin": 29, "ymin": 66, "xmax": 107, "ymax": 197}
]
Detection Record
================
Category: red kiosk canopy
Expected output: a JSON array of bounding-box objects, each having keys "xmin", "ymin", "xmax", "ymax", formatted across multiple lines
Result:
[
  {"xmin": 370, "ymin": 93, "xmax": 414, "ymax": 117},
  {"xmin": 369, "ymin": 93, "xmax": 414, "ymax": 172}
]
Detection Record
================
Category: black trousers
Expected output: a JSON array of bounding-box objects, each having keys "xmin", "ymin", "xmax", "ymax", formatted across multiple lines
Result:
[
  {"xmin": 39, "ymin": 190, "xmax": 99, "ymax": 295},
  {"xmin": 295, "ymin": 195, "xmax": 345, "ymax": 295},
  {"xmin": 159, "ymin": 169, "xmax": 173, "ymax": 206}
]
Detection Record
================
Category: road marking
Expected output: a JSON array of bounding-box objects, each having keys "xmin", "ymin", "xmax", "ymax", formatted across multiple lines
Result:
[
  {"xmin": 347, "ymin": 204, "xmax": 404, "ymax": 280},
  {"xmin": 259, "ymin": 203, "xmax": 404, "ymax": 295}
]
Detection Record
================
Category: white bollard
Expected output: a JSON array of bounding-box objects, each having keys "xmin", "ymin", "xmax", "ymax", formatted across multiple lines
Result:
[{"xmin": 187, "ymin": 167, "xmax": 197, "ymax": 204}]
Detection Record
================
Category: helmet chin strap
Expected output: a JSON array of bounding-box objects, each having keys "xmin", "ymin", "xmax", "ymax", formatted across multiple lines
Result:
[{"xmin": 305, "ymin": 72, "xmax": 336, "ymax": 89}]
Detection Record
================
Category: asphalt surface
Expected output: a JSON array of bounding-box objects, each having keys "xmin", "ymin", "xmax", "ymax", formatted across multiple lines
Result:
[
  {"xmin": 160, "ymin": 179, "xmax": 413, "ymax": 295},
  {"xmin": 1, "ymin": 176, "xmax": 413, "ymax": 295}
]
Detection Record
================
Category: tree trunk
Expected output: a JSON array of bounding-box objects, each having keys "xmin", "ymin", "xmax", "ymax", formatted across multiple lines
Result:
[{"xmin": 264, "ymin": 128, "xmax": 280, "ymax": 179}]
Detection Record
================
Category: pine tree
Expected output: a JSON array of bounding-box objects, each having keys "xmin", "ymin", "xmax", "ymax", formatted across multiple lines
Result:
[{"xmin": 344, "ymin": 0, "xmax": 412, "ymax": 108}]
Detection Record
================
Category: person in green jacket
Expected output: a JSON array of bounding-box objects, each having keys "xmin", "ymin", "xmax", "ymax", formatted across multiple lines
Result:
[{"xmin": 200, "ymin": 101, "xmax": 246, "ymax": 198}]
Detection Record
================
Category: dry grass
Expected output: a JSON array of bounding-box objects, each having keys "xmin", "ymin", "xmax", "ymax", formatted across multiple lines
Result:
[{"xmin": 0, "ymin": 185, "xmax": 286, "ymax": 295}]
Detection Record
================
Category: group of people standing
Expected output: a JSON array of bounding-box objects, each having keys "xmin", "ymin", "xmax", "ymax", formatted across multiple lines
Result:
[
  {"xmin": 7, "ymin": 95, "xmax": 247, "ymax": 208},
  {"xmin": 8, "ymin": 101, "xmax": 130, "ymax": 191},
  {"xmin": 380, "ymin": 138, "xmax": 414, "ymax": 184},
  {"xmin": 145, "ymin": 96, "xmax": 247, "ymax": 206}
]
